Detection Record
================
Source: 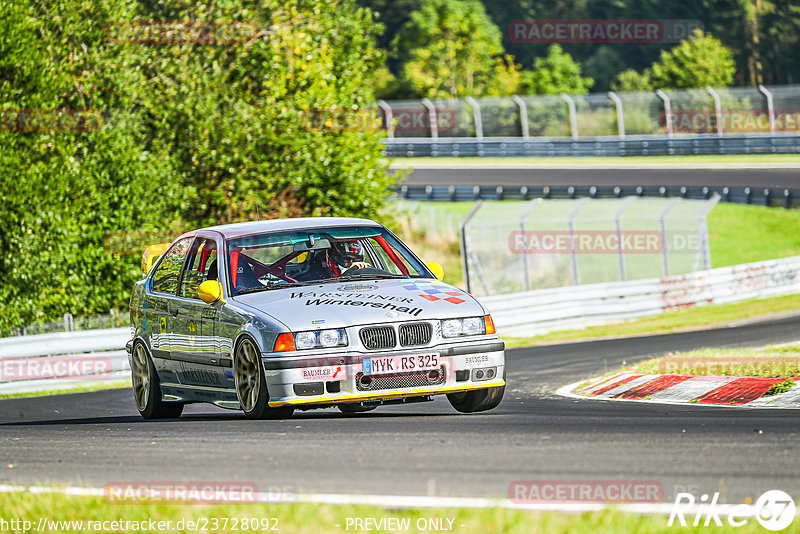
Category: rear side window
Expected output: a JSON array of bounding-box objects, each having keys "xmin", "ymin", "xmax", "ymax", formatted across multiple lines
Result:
[
  {"xmin": 180, "ymin": 238, "xmax": 219, "ymax": 299},
  {"xmin": 151, "ymin": 237, "xmax": 193, "ymax": 295}
]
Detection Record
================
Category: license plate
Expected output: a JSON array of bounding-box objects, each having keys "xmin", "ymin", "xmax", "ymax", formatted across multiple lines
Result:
[{"xmin": 363, "ymin": 353, "xmax": 439, "ymax": 376}]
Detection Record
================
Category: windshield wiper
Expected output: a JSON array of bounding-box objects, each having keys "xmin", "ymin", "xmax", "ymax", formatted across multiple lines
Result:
[
  {"xmin": 236, "ymin": 282, "xmax": 309, "ymax": 295},
  {"xmin": 337, "ymin": 273, "xmax": 408, "ymax": 281}
]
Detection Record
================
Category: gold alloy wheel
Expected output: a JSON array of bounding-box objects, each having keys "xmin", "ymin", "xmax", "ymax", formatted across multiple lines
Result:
[
  {"xmin": 131, "ymin": 343, "xmax": 150, "ymax": 412},
  {"xmin": 235, "ymin": 338, "xmax": 261, "ymax": 413}
]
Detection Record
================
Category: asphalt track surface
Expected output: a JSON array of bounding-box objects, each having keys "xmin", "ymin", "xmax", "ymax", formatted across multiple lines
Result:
[
  {"xmin": 398, "ymin": 166, "xmax": 800, "ymax": 188},
  {"xmin": 2, "ymin": 314, "xmax": 800, "ymax": 503}
]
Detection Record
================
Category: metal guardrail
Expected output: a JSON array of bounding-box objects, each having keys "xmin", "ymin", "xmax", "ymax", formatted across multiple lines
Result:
[
  {"xmin": 0, "ymin": 328, "xmax": 130, "ymax": 394},
  {"xmin": 1, "ymin": 255, "xmax": 799, "ymax": 392},
  {"xmin": 482, "ymin": 255, "xmax": 800, "ymax": 337},
  {"xmin": 384, "ymin": 133, "xmax": 800, "ymax": 158},
  {"xmin": 397, "ymin": 184, "xmax": 800, "ymax": 209}
]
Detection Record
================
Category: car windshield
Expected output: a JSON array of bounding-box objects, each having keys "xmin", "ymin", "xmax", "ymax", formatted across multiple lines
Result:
[{"xmin": 225, "ymin": 225, "xmax": 431, "ymax": 296}]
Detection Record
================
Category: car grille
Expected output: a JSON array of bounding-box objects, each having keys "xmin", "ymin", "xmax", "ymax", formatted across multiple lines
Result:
[
  {"xmin": 360, "ymin": 326, "xmax": 396, "ymax": 350},
  {"xmin": 399, "ymin": 322, "xmax": 432, "ymax": 347},
  {"xmin": 355, "ymin": 366, "xmax": 446, "ymax": 391}
]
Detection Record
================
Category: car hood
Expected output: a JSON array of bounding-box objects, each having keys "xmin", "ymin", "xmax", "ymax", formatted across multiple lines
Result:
[{"xmin": 232, "ymin": 278, "xmax": 486, "ymax": 330}]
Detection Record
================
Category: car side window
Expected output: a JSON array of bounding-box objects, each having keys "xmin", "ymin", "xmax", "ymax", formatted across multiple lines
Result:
[
  {"xmin": 151, "ymin": 237, "xmax": 193, "ymax": 295},
  {"xmin": 180, "ymin": 238, "xmax": 218, "ymax": 299}
]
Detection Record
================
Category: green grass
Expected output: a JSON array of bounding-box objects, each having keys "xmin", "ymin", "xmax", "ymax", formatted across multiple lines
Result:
[
  {"xmin": 0, "ymin": 380, "xmax": 131, "ymax": 400},
  {"xmin": 1, "ymin": 491, "xmax": 795, "ymax": 533},
  {"xmin": 632, "ymin": 346, "xmax": 800, "ymax": 379},
  {"xmin": 503, "ymin": 293, "xmax": 800, "ymax": 348},
  {"xmin": 387, "ymin": 154, "xmax": 800, "ymax": 166},
  {"xmin": 766, "ymin": 378, "xmax": 797, "ymax": 396},
  {"xmin": 708, "ymin": 203, "xmax": 800, "ymax": 267}
]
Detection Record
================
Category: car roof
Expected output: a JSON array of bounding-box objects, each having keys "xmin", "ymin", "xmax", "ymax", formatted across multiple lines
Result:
[{"xmin": 198, "ymin": 217, "xmax": 384, "ymax": 239}]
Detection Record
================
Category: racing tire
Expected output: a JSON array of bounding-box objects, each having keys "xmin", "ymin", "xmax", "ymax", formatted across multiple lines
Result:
[
  {"xmin": 130, "ymin": 341, "xmax": 184, "ymax": 420},
  {"xmin": 446, "ymin": 368, "xmax": 505, "ymax": 414},
  {"xmin": 337, "ymin": 404, "xmax": 377, "ymax": 414},
  {"xmin": 234, "ymin": 336, "xmax": 294, "ymax": 420}
]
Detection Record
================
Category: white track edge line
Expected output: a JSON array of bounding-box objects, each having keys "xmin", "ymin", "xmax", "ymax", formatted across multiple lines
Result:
[{"xmin": 0, "ymin": 483, "xmax": 731, "ymax": 515}]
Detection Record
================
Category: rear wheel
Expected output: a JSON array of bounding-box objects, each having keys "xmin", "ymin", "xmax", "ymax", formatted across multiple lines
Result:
[
  {"xmin": 130, "ymin": 342, "xmax": 183, "ymax": 419},
  {"xmin": 234, "ymin": 337, "xmax": 294, "ymax": 420}
]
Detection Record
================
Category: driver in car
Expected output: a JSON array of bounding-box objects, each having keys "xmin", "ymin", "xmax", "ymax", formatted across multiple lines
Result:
[{"xmin": 328, "ymin": 240, "xmax": 369, "ymax": 275}]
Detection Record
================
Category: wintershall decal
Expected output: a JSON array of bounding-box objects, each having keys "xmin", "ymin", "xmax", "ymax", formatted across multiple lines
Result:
[
  {"xmin": 305, "ymin": 298, "xmax": 423, "ymax": 317},
  {"xmin": 290, "ymin": 291, "xmax": 414, "ymax": 304}
]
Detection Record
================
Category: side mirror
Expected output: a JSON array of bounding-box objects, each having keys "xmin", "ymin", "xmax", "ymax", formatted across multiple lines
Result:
[
  {"xmin": 426, "ymin": 261, "xmax": 444, "ymax": 281},
  {"xmin": 198, "ymin": 280, "xmax": 224, "ymax": 304},
  {"xmin": 141, "ymin": 243, "xmax": 171, "ymax": 276}
]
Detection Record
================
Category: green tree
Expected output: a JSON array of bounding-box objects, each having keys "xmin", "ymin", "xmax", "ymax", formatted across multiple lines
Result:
[
  {"xmin": 519, "ymin": 45, "xmax": 594, "ymax": 95},
  {"xmin": 0, "ymin": 0, "xmax": 395, "ymax": 332},
  {"xmin": 650, "ymin": 29, "xmax": 736, "ymax": 88},
  {"xmin": 393, "ymin": 0, "xmax": 519, "ymax": 98},
  {"xmin": 611, "ymin": 69, "xmax": 654, "ymax": 92}
]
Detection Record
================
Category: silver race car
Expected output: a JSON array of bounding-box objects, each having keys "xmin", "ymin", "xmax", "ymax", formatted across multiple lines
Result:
[{"xmin": 127, "ymin": 217, "xmax": 505, "ymax": 419}]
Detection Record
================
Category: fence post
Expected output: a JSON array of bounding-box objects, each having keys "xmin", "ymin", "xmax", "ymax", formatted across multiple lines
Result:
[
  {"xmin": 560, "ymin": 93, "xmax": 579, "ymax": 140},
  {"xmin": 758, "ymin": 85, "xmax": 776, "ymax": 134},
  {"xmin": 696, "ymin": 194, "xmax": 721, "ymax": 271},
  {"xmin": 658, "ymin": 198, "xmax": 681, "ymax": 277},
  {"xmin": 511, "ymin": 95, "xmax": 530, "ymax": 139},
  {"xmin": 566, "ymin": 198, "xmax": 590, "ymax": 285},
  {"xmin": 63, "ymin": 313, "xmax": 74, "ymax": 332},
  {"xmin": 465, "ymin": 96, "xmax": 483, "ymax": 139},
  {"xmin": 459, "ymin": 201, "xmax": 483, "ymax": 293},
  {"xmin": 518, "ymin": 199, "xmax": 543, "ymax": 292},
  {"xmin": 706, "ymin": 87, "xmax": 723, "ymax": 136},
  {"xmin": 655, "ymin": 90, "xmax": 673, "ymax": 137},
  {"xmin": 377, "ymin": 100, "xmax": 394, "ymax": 138},
  {"xmin": 608, "ymin": 91, "xmax": 625, "ymax": 139},
  {"xmin": 421, "ymin": 98, "xmax": 438, "ymax": 139},
  {"xmin": 614, "ymin": 197, "xmax": 636, "ymax": 281}
]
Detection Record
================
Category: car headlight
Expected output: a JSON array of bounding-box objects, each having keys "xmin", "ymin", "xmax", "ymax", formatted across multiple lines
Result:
[
  {"xmin": 291, "ymin": 328, "xmax": 348, "ymax": 351},
  {"xmin": 441, "ymin": 316, "xmax": 489, "ymax": 338}
]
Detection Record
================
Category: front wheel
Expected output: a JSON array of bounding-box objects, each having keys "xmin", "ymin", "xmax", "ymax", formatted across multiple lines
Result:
[
  {"xmin": 234, "ymin": 337, "xmax": 294, "ymax": 420},
  {"xmin": 447, "ymin": 369, "xmax": 505, "ymax": 414},
  {"xmin": 130, "ymin": 341, "xmax": 183, "ymax": 419}
]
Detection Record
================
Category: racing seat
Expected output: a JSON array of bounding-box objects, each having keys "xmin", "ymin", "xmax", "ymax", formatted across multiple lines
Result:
[
  {"xmin": 206, "ymin": 259, "xmax": 218, "ymax": 281},
  {"xmin": 235, "ymin": 261, "xmax": 262, "ymax": 292}
]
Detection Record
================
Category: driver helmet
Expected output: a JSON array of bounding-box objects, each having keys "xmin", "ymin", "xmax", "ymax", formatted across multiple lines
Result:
[{"xmin": 333, "ymin": 240, "xmax": 364, "ymax": 265}]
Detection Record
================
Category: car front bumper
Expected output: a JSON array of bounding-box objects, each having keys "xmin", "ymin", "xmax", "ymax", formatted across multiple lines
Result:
[{"xmin": 262, "ymin": 341, "xmax": 505, "ymax": 407}]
